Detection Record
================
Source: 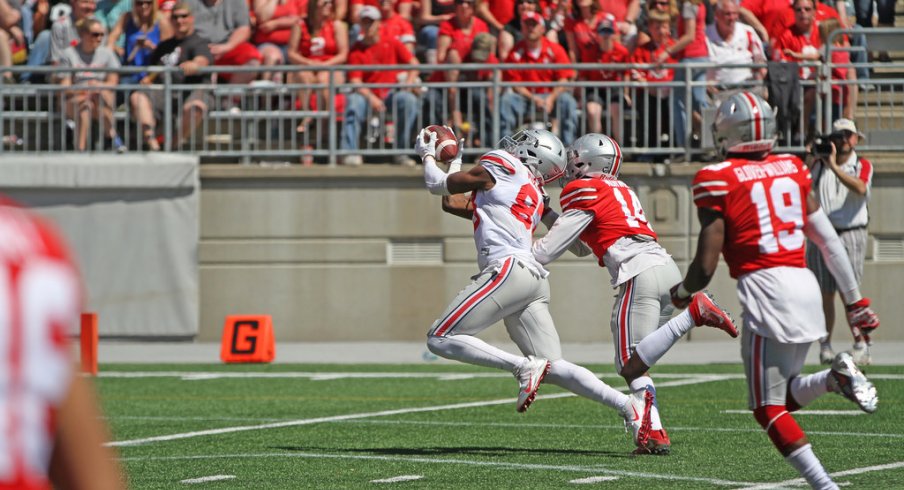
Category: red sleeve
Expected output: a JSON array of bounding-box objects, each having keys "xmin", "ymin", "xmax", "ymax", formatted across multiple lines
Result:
[
  {"xmin": 438, "ymin": 20, "xmax": 455, "ymax": 38},
  {"xmin": 740, "ymin": 0, "xmax": 763, "ymax": 17},
  {"xmin": 393, "ymin": 38, "xmax": 414, "ymax": 63},
  {"xmin": 858, "ymin": 158, "xmax": 873, "ymax": 185},
  {"xmin": 347, "ymin": 48, "xmax": 365, "ymax": 80},
  {"xmin": 551, "ymin": 42, "xmax": 575, "ymax": 80},
  {"xmin": 503, "ymin": 50, "xmax": 521, "ymax": 82},
  {"xmin": 560, "ymin": 180, "xmax": 599, "ymax": 212},
  {"xmin": 692, "ymin": 163, "xmax": 732, "ymax": 212}
]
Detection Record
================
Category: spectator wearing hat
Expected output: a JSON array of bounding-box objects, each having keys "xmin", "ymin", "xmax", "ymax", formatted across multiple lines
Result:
[
  {"xmin": 185, "ymin": 0, "xmax": 261, "ymax": 84},
  {"xmin": 578, "ymin": 15, "xmax": 630, "ymax": 139},
  {"xmin": 341, "ymin": 4, "xmax": 420, "ymax": 166},
  {"xmin": 630, "ymin": 9, "xmax": 675, "ymax": 157},
  {"xmin": 806, "ymin": 118, "xmax": 874, "ymax": 365},
  {"xmin": 500, "ymin": 10, "xmax": 577, "ymax": 145},
  {"xmin": 129, "ymin": 1, "xmax": 213, "ymax": 149},
  {"xmin": 425, "ymin": 31, "xmax": 497, "ymax": 145},
  {"xmin": 705, "ymin": 0, "xmax": 766, "ymax": 104},
  {"xmin": 496, "ymin": 0, "xmax": 539, "ymax": 61}
]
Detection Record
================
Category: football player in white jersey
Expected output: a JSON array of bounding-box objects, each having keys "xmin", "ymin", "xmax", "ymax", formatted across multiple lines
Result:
[
  {"xmin": 415, "ymin": 127, "xmax": 656, "ymax": 452},
  {"xmin": 0, "ymin": 197, "xmax": 122, "ymax": 490},
  {"xmin": 531, "ymin": 133, "xmax": 739, "ymax": 454}
]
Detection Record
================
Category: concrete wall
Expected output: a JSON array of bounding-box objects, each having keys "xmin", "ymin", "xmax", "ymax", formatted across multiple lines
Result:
[{"xmin": 198, "ymin": 162, "xmax": 904, "ymax": 343}]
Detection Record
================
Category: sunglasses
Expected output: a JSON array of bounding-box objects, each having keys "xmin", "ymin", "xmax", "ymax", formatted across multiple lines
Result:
[
  {"xmin": 172, "ymin": 13, "xmax": 190, "ymax": 18},
  {"xmin": 89, "ymin": 31, "xmax": 105, "ymax": 37},
  {"xmin": 794, "ymin": 6, "xmax": 813, "ymax": 11}
]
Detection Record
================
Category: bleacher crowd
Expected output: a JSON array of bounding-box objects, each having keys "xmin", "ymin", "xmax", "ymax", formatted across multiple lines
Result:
[{"xmin": 0, "ymin": 0, "xmax": 891, "ymax": 161}]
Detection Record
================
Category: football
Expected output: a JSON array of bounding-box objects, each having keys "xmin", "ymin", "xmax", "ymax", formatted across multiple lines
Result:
[{"xmin": 424, "ymin": 125, "xmax": 459, "ymax": 163}]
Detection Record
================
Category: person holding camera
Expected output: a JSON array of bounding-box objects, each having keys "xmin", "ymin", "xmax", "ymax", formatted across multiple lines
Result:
[{"xmin": 806, "ymin": 118, "xmax": 875, "ymax": 365}]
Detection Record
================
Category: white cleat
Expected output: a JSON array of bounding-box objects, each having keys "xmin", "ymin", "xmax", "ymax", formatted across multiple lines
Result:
[
  {"xmin": 620, "ymin": 388, "xmax": 654, "ymax": 452},
  {"xmin": 851, "ymin": 341, "xmax": 872, "ymax": 366},
  {"xmin": 819, "ymin": 343, "xmax": 836, "ymax": 365},
  {"xmin": 513, "ymin": 356, "xmax": 550, "ymax": 413},
  {"xmin": 829, "ymin": 352, "xmax": 878, "ymax": 413}
]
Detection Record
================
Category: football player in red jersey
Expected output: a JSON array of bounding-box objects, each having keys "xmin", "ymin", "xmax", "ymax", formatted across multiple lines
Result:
[
  {"xmin": 416, "ymin": 128, "xmax": 658, "ymax": 452},
  {"xmin": 531, "ymin": 133, "xmax": 739, "ymax": 454},
  {"xmin": 671, "ymin": 91, "xmax": 879, "ymax": 489},
  {"xmin": 0, "ymin": 198, "xmax": 123, "ymax": 490}
]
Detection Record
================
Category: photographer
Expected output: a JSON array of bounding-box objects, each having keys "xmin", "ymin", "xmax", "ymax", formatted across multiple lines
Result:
[{"xmin": 806, "ymin": 118, "xmax": 874, "ymax": 365}]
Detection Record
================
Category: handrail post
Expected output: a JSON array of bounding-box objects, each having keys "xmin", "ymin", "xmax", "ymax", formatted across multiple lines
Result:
[
  {"xmin": 328, "ymin": 66, "xmax": 337, "ymax": 166},
  {"xmin": 163, "ymin": 69, "xmax": 173, "ymax": 152}
]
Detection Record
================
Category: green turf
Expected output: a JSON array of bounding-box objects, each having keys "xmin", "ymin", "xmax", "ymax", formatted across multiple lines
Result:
[{"xmin": 98, "ymin": 363, "xmax": 904, "ymax": 489}]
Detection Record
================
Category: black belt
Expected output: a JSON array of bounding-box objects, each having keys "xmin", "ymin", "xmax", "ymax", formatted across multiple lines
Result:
[
  {"xmin": 834, "ymin": 225, "xmax": 868, "ymax": 233},
  {"xmin": 628, "ymin": 234, "xmax": 656, "ymax": 243}
]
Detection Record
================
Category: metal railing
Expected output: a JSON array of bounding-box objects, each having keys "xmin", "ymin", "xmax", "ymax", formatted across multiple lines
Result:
[{"xmin": 1, "ymin": 58, "xmax": 901, "ymax": 163}]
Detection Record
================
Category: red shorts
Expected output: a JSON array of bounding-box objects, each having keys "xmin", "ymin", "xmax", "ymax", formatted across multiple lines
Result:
[{"xmin": 214, "ymin": 42, "xmax": 263, "ymax": 66}]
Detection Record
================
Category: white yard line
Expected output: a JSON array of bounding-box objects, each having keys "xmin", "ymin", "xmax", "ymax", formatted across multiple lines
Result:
[
  {"xmin": 107, "ymin": 376, "xmax": 729, "ymax": 448},
  {"xmin": 570, "ymin": 476, "xmax": 619, "ymax": 484},
  {"xmin": 118, "ymin": 451, "xmax": 756, "ymax": 487},
  {"xmin": 179, "ymin": 474, "xmax": 236, "ymax": 484},
  {"xmin": 731, "ymin": 461, "xmax": 904, "ymax": 490},
  {"xmin": 370, "ymin": 475, "xmax": 424, "ymax": 483}
]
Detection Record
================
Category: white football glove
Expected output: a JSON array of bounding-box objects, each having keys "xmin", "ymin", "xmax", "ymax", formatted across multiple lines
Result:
[
  {"xmin": 846, "ymin": 297, "xmax": 879, "ymax": 337},
  {"xmin": 448, "ymin": 136, "xmax": 465, "ymax": 172},
  {"xmin": 415, "ymin": 128, "xmax": 438, "ymax": 161}
]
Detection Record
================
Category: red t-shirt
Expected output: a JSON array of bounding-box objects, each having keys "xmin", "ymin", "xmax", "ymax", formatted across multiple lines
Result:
[
  {"xmin": 773, "ymin": 24, "xmax": 821, "ymax": 78},
  {"xmin": 578, "ymin": 41, "xmax": 629, "ymax": 81},
  {"xmin": 503, "ymin": 38, "xmax": 575, "ymax": 94},
  {"xmin": 487, "ymin": 0, "xmax": 516, "ymax": 26},
  {"xmin": 564, "ymin": 12, "xmax": 605, "ymax": 62},
  {"xmin": 693, "ymin": 154, "xmax": 812, "ymax": 278},
  {"xmin": 381, "ymin": 14, "xmax": 416, "ymax": 45},
  {"xmin": 560, "ymin": 177, "xmax": 657, "ymax": 267},
  {"xmin": 597, "ymin": 0, "xmax": 629, "ymax": 22},
  {"xmin": 676, "ymin": 0, "xmax": 708, "ymax": 59},
  {"xmin": 741, "ymin": 0, "xmax": 793, "ymax": 41},
  {"xmin": 438, "ymin": 16, "xmax": 490, "ymax": 60},
  {"xmin": 348, "ymin": 37, "xmax": 415, "ymax": 98},
  {"xmin": 296, "ymin": 19, "xmax": 340, "ymax": 62},
  {"xmin": 630, "ymin": 38, "xmax": 676, "ymax": 84},
  {"xmin": 253, "ymin": 0, "xmax": 307, "ymax": 45}
]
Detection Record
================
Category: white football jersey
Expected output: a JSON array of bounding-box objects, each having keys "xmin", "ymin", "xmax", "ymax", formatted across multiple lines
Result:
[
  {"xmin": 0, "ymin": 202, "xmax": 80, "ymax": 488},
  {"xmin": 472, "ymin": 150, "xmax": 548, "ymax": 277}
]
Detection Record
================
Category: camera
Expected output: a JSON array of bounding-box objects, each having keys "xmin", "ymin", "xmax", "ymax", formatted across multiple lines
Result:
[{"xmin": 811, "ymin": 135, "xmax": 835, "ymax": 157}]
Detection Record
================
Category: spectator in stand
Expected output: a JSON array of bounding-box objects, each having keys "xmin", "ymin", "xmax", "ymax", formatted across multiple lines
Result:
[
  {"xmin": 739, "ymin": 0, "xmax": 793, "ymax": 46},
  {"xmin": 96, "ymin": 0, "xmax": 131, "ymax": 32},
  {"xmin": 474, "ymin": 0, "xmax": 513, "ymax": 36},
  {"xmin": 852, "ymin": 0, "xmax": 893, "ymax": 50},
  {"xmin": 340, "ymin": 5, "xmax": 420, "ymax": 166},
  {"xmin": 251, "ymin": 0, "xmax": 304, "ymax": 82},
  {"xmin": 630, "ymin": 9, "xmax": 675, "ymax": 157},
  {"xmin": 129, "ymin": 1, "xmax": 212, "ymax": 149},
  {"xmin": 0, "ymin": 0, "xmax": 25, "ymax": 82},
  {"xmin": 598, "ymin": 0, "xmax": 641, "ymax": 45},
  {"xmin": 819, "ymin": 18, "xmax": 856, "ymax": 120},
  {"xmin": 56, "ymin": 18, "xmax": 125, "ymax": 152},
  {"xmin": 563, "ymin": 0, "xmax": 604, "ymax": 64},
  {"xmin": 106, "ymin": 0, "xmax": 172, "ymax": 85},
  {"xmin": 500, "ymin": 11, "xmax": 577, "ymax": 145},
  {"xmin": 579, "ymin": 16, "xmax": 630, "ymax": 138},
  {"xmin": 0, "ymin": 198, "xmax": 124, "ymax": 490},
  {"xmin": 287, "ymin": 0, "xmax": 348, "ymax": 133},
  {"xmin": 379, "ymin": 0, "xmax": 416, "ymax": 52},
  {"xmin": 436, "ymin": 0, "xmax": 487, "ymax": 64},
  {"xmin": 705, "ymin": 0, "xmax": 767, "ymax": 103},
  {"xmin": 425, "ymin": 31, "xmax": 497, "ymax": 145},
  {"xmin": 773, "ymin": 0, "xmax": 820, "ymax": 136},
  {"xmin": 634, "ymin": 0, "xmax": 677, "ymax": 48},
  {"xmin": 416, "ymin": 0, "xmax": 455, "ymax": 64},
  {"xmin": 667, "ymin": 0, "xmax": 709, "ymax": 151},
  {"xmin": 494, "ymin": 0, "xmax": 539, "ymax": 61},
  {"xmin": 185, "ymin": 0, "xmax": 261, "ymax": 85},
  {"xmin": 51, "ymin": 0, "xmax": 97, "ymax": 64}
]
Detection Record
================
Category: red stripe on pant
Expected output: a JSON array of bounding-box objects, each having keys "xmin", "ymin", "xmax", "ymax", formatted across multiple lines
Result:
[
  {"xmin": 618, "ymin": 278, "xmax": 634, "ymax": 368},
  {"xmin": 433, "ymin": 258, "xmax": 514, "ymax": 337}
]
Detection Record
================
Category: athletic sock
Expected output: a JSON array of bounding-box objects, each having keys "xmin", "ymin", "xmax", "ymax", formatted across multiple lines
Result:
[
  {"xmin": 426, "ymin": 335, "xmax": 523, "ymax": 371},
  {"xmin": 545, "ymin": 359, "xmax": 627, "ymax": 411},
  {"xmin": 789, "ymin": 370, "xmax": 831, "ymax": 408},
  {"xmin": 634, "ymin": 310, "xmax": 695, "ymax": 366},
  {"xmin": 629, "ymin": 376, "xmax": 662, "ymax": 430},
  {"xmin": 785, "ymin": 444, "xmax": 838, "ymax": 490}
]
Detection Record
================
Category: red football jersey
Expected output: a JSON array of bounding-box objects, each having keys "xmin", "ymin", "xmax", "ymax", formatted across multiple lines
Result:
[
  {"xmin": 560, "ymin": 177, "xmax": 657, "ymax": 266},
  {"xmin": 692, "ymin": 154, "xmax": 812, "ymax": 278}
]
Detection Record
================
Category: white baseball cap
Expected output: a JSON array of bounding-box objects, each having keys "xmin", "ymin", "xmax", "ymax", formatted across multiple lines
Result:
[
  {"xmin": 832, "ymin": 118, "xmax": 865, "ymax": 139},
  {"xmin": 359, "ymin": 5, "xmax": 382, "ymax": 21}
]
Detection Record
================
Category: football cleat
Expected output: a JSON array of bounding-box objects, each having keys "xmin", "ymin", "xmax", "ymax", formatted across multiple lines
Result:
[
  {"xmin": 829, "ymin": 352, "xmax": 878, "ymax": 413},
  {"xmin": 641, "ymin": 429, "xmax": 671, "ymax": 455},
  {"xmin": 514, "ymin": 356, "xmax": 550, "ymax": 413},
  {"xmin": 851, "ymin": 341, "xmax": 871, "ymax": 366},
  {"xmin": 819, "ymin": 343, "xmax": 836, "ymax": 365},
  {"xmin": 621, "ymin": 388, "xmax": 654, "ymax": 452},
  {"xmin": 689, "ymin": 291, "xmax": 739, "ymax": 338}
]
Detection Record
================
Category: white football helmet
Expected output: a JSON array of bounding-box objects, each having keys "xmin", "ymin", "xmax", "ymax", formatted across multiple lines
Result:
[
  {"xmin": 498, "ymin": 129, "xmax": 566, "ymax": 184},
  {"xmin": 565, "ymin": 133, "xmax": 623, "ymax": 182},
  {"xmin": 712, "ymin": 91, "xmax": 777, "ymax": 157}
]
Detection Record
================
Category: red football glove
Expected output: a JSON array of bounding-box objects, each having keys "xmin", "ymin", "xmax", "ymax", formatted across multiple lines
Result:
[
  {"xmin": 846, "ymin": 297, "xmax": 879, "ymax": 337},
  {"xmin": 670, "ymin": 283, "xmax": 692, "ymax": 309}
]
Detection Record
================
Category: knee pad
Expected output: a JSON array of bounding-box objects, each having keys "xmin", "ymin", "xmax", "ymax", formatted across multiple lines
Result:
[{"xmin": 753, "ymin": 405, "xmax": 806, "ymax": 452}]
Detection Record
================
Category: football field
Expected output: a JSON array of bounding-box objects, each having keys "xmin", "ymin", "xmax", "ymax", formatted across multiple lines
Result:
[{"xmin": 100, "ymin": 363, "xmax": 904, "ymax": 489}]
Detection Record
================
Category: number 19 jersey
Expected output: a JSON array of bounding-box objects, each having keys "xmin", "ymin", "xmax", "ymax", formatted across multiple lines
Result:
[{"xmin": 692, "ymin": 154, "xmax": 812, "ymax": 278}]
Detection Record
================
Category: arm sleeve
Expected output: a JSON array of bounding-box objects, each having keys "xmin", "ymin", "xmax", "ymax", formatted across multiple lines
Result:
[
  {"xmin": 423, "ymin": 157, "xmax": 450, "ymax": 195},
  {"xmin": 532, "ymin": 209, "xmax": 593, "ymax": 264},
  {"xmin": 803, "ymin": 208, "xmax": 862, "ymax": 305}
]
